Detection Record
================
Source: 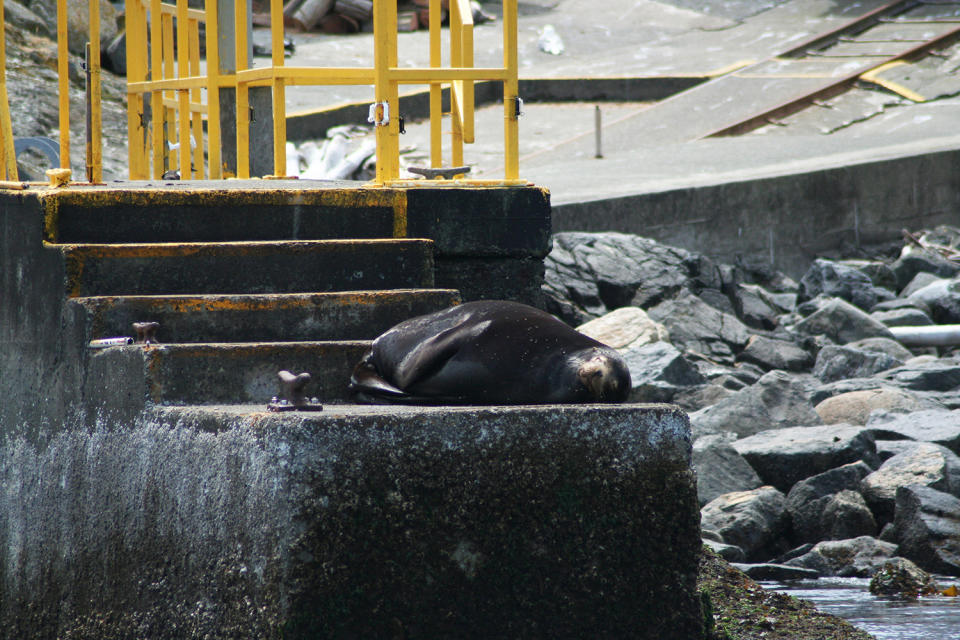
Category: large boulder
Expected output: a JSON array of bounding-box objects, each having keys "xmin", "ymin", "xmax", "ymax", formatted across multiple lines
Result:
[
  {"xmin": 576, "ymin": 306, "xmax": 669, "ymax": 350},
  {"xmin": 793, "ymin": 297, "xmax": 895, "ymax": 344},
  {"xmin": 543, "ymin": 232, "xmax": 719, "ymax": 321},
  {"xmin": 890, "ymin": 244, "xmax": 960, "ymax": 291},
  {"xmin": 784, "ymin": 536, "xmax": 899, "ymax": 577},
  {"xmin": 700, "ymin": 486, "xmax": 788, "ymax": 561},
  {"xmin": 815, "ymin": 388, "xmax": 944, "ymax": 425},
  {"xmin": 786, "ymin": 462, "xmax": 874, "ymax": 543},
  {"xmin": 821, "ymin": 490, "xmax": 877, "ymax": 542},
  {"xmin": 894, "ymin": 485, "xmax": 960, "ymax": 576},
  {"xmin": 906, "ymin": 278, "xmax": 960, "ymax": 324},
  {"xmin": 879, "ymin": 358, "xmax": 960, "ymax": 392},
  {"xmin": 798, "ymin": 259, "xmax": 895, "ymax": 311},
  {"xmin": 811, "ymin": 344, "xmax": 903, "ymax": 384},
  {"xmin": 736, "ymin": 334, "xmax": 813, "ymax": 372},
  {"xmin": 869, "ymin": 557, "xmax": 939, "ymax": 599},
  {"xmin": 733, "ymin": 425, "xmax": 880, "ymax": 492},
  {"xmin": 871, "ymin": 306, "xmax": 935, "ymax": 328},
  {"xmin": 693, "ymin": 434, "xmax": 763, "ymax": 506},
  {"xmin": 729, "ymin": 283, "xmax": 789, "ymax": 331},
  {"xmin": 620, "ymin": 341, "xmax": 705, "ymax": 403},
  {"xmin": 647, "ymin": 292, "xmax": 751, "ymax": 363},
  {"xmin": 865, "ymin": 409, "xmax": 960, "ymax": 455},
  {"xmin": 860, "ymin": 442, "xmax": 960, "ymax": 524},
  {"xmin": 846, "ymin": 337, "xmax": 914, "ymax": 362},
  {"xmin": 689, "ymin": 371, "xmax": 822, "ymax": 439}
]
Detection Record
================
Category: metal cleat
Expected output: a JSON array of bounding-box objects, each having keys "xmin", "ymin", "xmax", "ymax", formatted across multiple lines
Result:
[
  {"xmin": 132, "ymin": 321, "xmax": 160, "ymax": 345},
  {"xmin": 269, "ymin": 370, "xmax": 323, "ymax": 412},
  {"xmin": 407, "ymin": 166, "xmax": 471, "ymax": 180}
]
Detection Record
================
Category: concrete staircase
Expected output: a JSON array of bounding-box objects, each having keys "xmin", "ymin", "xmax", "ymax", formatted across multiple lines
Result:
[{"xmin": 46, "ymin": 188, "xmax": 460, "ymax": 415}]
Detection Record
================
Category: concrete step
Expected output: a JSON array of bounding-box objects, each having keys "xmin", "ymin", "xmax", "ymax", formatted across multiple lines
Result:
[
  {"xmin": 59, "ymin": 239, "xmax": 435, "ymax": 297},
  {"xmin": 69, "ymin": 289, "xmax": 461, "ymax": 343},
  {"xmin": 86, "ymin": 341, "xmax": 372, "ymax": 411},
  {"xmin": 47, "ymin": 184, "xmax": 400, "ymax": 244}
]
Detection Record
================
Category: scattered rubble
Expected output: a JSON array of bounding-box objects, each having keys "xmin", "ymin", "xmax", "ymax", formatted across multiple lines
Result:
[{"xmin": 547, "ymin": 225, "xmax": 960, "ymax": 577}]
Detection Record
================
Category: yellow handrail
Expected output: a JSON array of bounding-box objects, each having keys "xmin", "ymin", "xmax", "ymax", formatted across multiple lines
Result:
[
  {"xmin": 0, "ymin": 0, "xmax": 16, "ymax": 181},
  {"xmin": 1, "ymin": 0, "xmax": 522, "ymax": 185}
]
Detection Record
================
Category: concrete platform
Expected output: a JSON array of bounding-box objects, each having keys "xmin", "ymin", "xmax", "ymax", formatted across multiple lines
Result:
[{"xmin": 0, "ymin": 403, "xmax": 703, "ymax": 639}]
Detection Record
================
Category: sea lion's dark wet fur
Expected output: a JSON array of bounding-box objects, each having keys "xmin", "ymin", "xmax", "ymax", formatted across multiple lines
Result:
[{"xmin": 350, "ymin": 300, "xmax": 631, "ymax": 404}]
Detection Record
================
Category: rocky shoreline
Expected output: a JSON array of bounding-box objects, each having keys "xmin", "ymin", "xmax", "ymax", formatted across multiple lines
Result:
[{"xmin": 546, "ymin": 228, "xmax": 960, "ymax": 632}]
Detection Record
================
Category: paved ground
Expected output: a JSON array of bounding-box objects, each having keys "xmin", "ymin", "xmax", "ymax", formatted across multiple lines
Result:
[{"xmin": 268, "ymin": 0, "xmax": 960, "ymax": 205}]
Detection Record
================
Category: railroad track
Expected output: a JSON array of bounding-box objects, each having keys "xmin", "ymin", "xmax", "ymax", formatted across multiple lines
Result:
[{"xmin": 703, "ymin": 0, "xmax": 960, "ymax": 137}]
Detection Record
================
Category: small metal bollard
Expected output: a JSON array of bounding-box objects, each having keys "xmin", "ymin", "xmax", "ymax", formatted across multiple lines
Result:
[
  {"xmin": 268, "ymin": 370, "xmax": 323, "ymax": 412},
  {"xmin": 407, "ymin": 166, "xmax": 472, "ymax": 180},
  {"xmin": 132, "ymin": 322, "xmax": 160, "ymax": 345}
]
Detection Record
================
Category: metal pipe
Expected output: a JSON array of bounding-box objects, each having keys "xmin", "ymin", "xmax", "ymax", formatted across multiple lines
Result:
[
  {"xmin": 594, "ymin": 105, "xmax": 602, "ymax": 158},
  {"xmin": 889, "ymin": 325, "xmax": 960, "ymax": 346}
]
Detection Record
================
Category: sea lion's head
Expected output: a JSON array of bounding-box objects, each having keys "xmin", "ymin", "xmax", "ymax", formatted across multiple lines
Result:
[{"xmin": 576, "ymin": 349, "xmax": 631, "ymax": 402}]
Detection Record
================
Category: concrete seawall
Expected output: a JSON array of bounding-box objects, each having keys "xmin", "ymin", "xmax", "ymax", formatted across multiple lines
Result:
[{"xmin": 0, "ymin": 404, "xmax": 703, "ymax": 639}]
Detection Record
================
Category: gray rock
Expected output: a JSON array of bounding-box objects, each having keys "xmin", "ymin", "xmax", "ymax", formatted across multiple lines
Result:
[
  {"xmin": 900, "ymin": 272, "xmax": 944, "ymax": 298},
  {"xmin": 871, "ymin": 307, "xmax": 935, "ymax": 328},
  {"xmin": 891, "ymin": 245, "xmax": 960, "ymax": 291},
  {"xmin": 793, "ymin": 297, "xmax": 895, "ymax": 344},
  {"xmin": 693, "ymin": 435, "xmax": 763, "ymax": 507},
  {"xmin": 700, "ymin": 486, "xmax": 788, "ymax": 561},
  {"xmin": 576, "ymin": 306, "xmax": 669, "ymax": 350},
  {"xmin": 879, "ymin": 358, "xmax": 960, "ymax": 392},
  {"xmin": 894, "ymin": 485, "xmax": 960, "ymax": 576},
  {"xmin": 731, "ymin": 563, "xmax": 820, "ymax": 580},
  {"xmin": 811, "ymin": 379, "xmax": 899, "ymax": 406},
  {"xmin": 847, "ymin": 337, "xmax": 915, "ymax": 362},
  {"xmin": 815, "ymin": 388, "xmax": 945, "ymax": 426},
  {"xmin": 869, "ymin": 557, "xmax": 938, "ymax": 598},
  {"xmin": 812, "ymin": 344, "xmax": 903, "ymax": 384},
  {"xmin": 841, "ymin": 259, "xmax": 898, "ymax": 292},
  {"xmin": 876, "ymin": 440, "xmax": 927, "ymax": 461},
  {"xmin": 872, "ymin": 297, "xmax": 933, "ymax": 314},
  {"xmin": 647, "ymin": 291, "xmax": 752, "ymax": 363},
  {"xmin": 620, "ymin": 341, "xmax": 705, "ymax": 403},
  {"xmin": 785, "ymin": 536, "xmax": 899, "ymax": 577},
  {"xmin": 672, "ymin": 383, "xmax": 732, "ymax": 412},
  {"xmin": 704, "ymin": 539, "xmax": 746, "ymax": 563},
  {"xmin": 733, "ymin": 424, "xmax": 880, "ymax": 492},
  {"xmin": 730, "ymin": 284, "xmax": 783, "ymax": 330},
  {"xmin": 907, "ymin": 278, "xmax": 960, "ymax": 324},
  {"xmin": 865, "ymin": 409, "xmax": 960, "ymax": 455},
  {"xmin": 698, "ymin": 287, "xmax": 737, "ymax": 317},
  {"xmin": 799, "ymin": 259, "xmax": 895, "ymax": 311},
  {"xmin": 737, "ymin": 334, "xmax": 813, "ymax": 372},
  {"xmin": 861, "ymin": 443, "xmax": 960, "ymax": 524},
  {"xmin": 3, "ymin": 0, "xmax": 49, "ymax": 36},
  {"xmin": 689, "ymin": 371, "xmax": 822, "ymax": 440},
  {"xmin": 822, "ymin": 490, "xmax": 877, "ymax": 541},
  {"xmin": 786, "ymin": 462, "xmax": 874, "ymax": 543}
]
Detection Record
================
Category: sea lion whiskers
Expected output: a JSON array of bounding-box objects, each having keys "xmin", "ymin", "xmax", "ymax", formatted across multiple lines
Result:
[{"xmin": 577, "ymin": 351, "xmax": 620, "ymax": 400}]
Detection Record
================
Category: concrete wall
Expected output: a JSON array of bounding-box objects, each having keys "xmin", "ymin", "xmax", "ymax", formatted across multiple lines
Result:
[
  {"xmin": 553, "ymin": 148, "xmax": 960, "ymax": 279},
  {"xmin": 0, "ymin": 404, "xmax": 703, "ymax": 639}
]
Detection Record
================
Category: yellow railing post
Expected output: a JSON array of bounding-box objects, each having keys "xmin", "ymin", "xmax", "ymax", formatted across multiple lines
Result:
[
  {"xmin": 449, "ymin": 0, "xmax": 464, "ymax": 168},
  {"xmin": 429, "ymin": 0, "xmax": 442, "ymax": 168},
  {"xmin": 188, "ymin": 15, "xmax": 204, "ymax": 178},
  {"xmin": 176, "ymin": 0, "xmax": 191, "ymax": 177},
  {"xmin": 205, "ymin": 0, "xmax": 222, "ymax": 179},
  {"xmin": 503, "ymin": 0, "xmax": 519, "ymax": 180},
  {"xmin": 57, "ymin": 0, "xmax": 70, "ymax": 172},
  {"xmin": 0, "ymin": 0, "xmax": 16, "ymax": 181},
  {"xmin": 236, "ymin": 0, "xmax": 250, "ymax": 179},
  {"xmin": 88, "ymin": 0, "xmax": 103, "ymax": 182},
  {"xmin": 150, "ymin": 0, "xmax": 164, "ymax": 178},
  {"xmin": 373, "ymin": 0, "xmax": 400, "ymax": 184},
  {"xmin": 126, "ymin": 0, "xmax": 149, "ymax": 179},
  {"xmin": 270, "ymin": 0, "xmax": 286, "ymax": 176}
]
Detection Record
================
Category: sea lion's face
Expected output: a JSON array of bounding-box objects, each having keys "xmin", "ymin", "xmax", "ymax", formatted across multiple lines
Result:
[{"xmin": 577, "ymin": 352, "xmax": 630, "ymax": 402}]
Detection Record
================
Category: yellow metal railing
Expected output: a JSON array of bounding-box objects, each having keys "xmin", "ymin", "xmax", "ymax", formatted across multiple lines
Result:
[{"xmin": 1, "ymin": 0, "xmax": 522, "ymax": 186}]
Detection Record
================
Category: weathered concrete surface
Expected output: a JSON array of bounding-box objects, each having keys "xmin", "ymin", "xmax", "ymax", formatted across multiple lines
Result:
[{"xmin": 0, "ymin": 404, "xmax": 703, "ymax": 640}]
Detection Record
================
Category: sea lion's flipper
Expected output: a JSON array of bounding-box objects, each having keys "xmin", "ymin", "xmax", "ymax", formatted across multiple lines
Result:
[
  {"xmin": 349, "ymin": 352, "xmax": 410, "ymax": 400},
  {"xmin": 391, "ymin": 320, "xmax": 490, "ymax": 391}
]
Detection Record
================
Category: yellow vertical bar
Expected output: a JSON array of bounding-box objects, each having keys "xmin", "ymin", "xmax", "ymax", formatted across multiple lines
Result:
[
  {"xmin": 205, "ymin": 0, "xmax": 222, "ymax": 179},
  {"xmin": 236, "ymin": 0, "xmax": 250, "ymax": 178},
  {"xmin": 125, "ymin": 0, "xmax": 148, "ymax": 179},
  {"xmin": 57, "ymin": 0, "xmax": 70, "ymax": 171},
  {"xmin": 162, "ymin": 13, "xmax": 175, "ymax": 170},
  {"xmin": 89, "ymin": 0, "xmax": 102, "ymax": 182},
  {"xmin": 0, "ymin": 0, "xmax": 17, "ymax": 181},
  {"xmin": 189, "ymin": 20, "xmax": 203, "ymax": 178},
  {"xmin": 429, "ymin": 0, "xmax": 442, "ymax": 167},
  {"xmin": 150, "ymin": 0, "xmax": 164, "ymax": 178},
  {"xmin": 449, "ymin": 0, "xmax": 463, "ymax": 168},
  {"xmin": 176, "ymin": 0, "xmax": 191, "ymax": 177},
  {"xmin": 457, "ymin": 0, "xmax": 474, "ymax": 144},
  {"xmin": 503, "ymin": 0, "xmax": 519, "ymax": 180},
  {"xmin": 373, "ymin": 0, "xmax": 399, "ymax": 184},
  {"xmin": 271, "ymin": 0, "xmax": 286, "ymax": 176}
]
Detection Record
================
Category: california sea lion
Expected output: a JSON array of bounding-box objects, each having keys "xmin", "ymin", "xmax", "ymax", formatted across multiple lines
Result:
[{"xmin": 350, "ymin": 300, "xmax": 631, "ymax": 404}]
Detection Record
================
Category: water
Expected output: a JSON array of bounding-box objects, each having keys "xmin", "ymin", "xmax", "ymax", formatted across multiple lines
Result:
[{"xmin": 762, "ymin": 578, "xmax": 960, "ymax": 640}]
